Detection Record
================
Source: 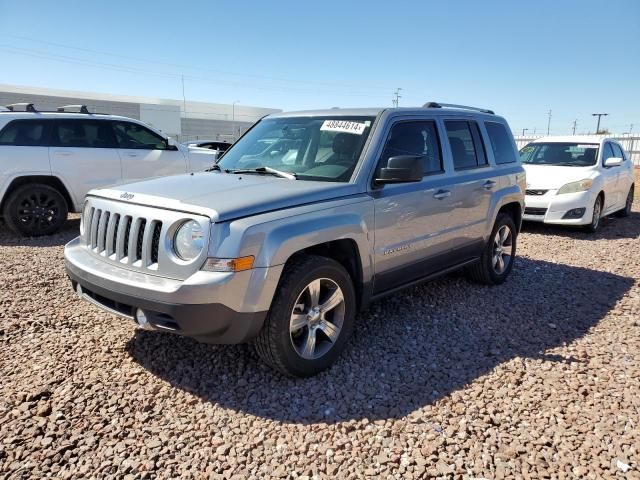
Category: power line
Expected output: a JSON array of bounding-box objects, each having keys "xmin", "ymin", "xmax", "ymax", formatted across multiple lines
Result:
[
  {"xmin": 0, "ymin": 45, "xmax": 389, "ymax": 99},
  {"xmin": 0, "ymin": 33, "xmax": 392, "ymax": 93}
]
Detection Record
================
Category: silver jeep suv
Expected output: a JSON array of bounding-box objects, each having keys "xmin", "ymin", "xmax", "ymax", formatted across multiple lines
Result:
[{"xmin": 65, "ymin": 103, "xmax": 525, "ymax": 377}]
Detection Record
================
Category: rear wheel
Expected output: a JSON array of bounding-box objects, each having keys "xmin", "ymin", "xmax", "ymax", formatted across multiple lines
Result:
[
  {"xmin": 614, "ymin": 185, "xmax": 634, "ymax": 218},
  {"xmin": 253, "ymin": 255, "xmax": 356, "ymax": 377},
  {"xmin": 2, "ymin": 184, "xmax": 68, "ymax": 236},
  {"xmin": 583, "ymin": 195, "xmax": 603, "ymax": 233},
  {"xmin": 466, "ymin": 213, "xmax": 517, "ymax": 285}
]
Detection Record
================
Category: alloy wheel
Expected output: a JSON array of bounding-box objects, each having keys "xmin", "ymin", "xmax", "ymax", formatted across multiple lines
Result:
[
  {"xmin": 289, "ymin": 278, "xmax": 345, "ymax": 360},
  {"xmin": 492, "ymin": 225, "xmax": 513, "ymax": 274},
  {"xmin": 16, "ymin": 192, "xmax": 63, "ymax": 233}
]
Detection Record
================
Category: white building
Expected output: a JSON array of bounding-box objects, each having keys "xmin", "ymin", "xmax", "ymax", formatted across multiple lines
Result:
[{"xmin": 0, "ymin": 84, "xmax": 281, "ymax": 142}]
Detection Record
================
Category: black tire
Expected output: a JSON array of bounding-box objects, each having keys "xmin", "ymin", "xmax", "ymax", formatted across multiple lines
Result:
[
  {"xmin": 583, "ymin": 195, "xmax": 603, "ymax": 233},
  {"xmin": 2, "ymin": 184, "xmax": 68, "ymax": 236},
  {"xmin": 614, "ymin": 185, "xmax": 634, "ymax": 218},
  {"xmin": 466, "ymin": 212, "xmax": 517, "ymax": 285},
  {"xmin": 252, "ymin": 255, "xmax": 356, "ymax": 377}
]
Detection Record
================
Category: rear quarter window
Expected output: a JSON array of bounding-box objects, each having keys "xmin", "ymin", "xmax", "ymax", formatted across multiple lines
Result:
[
  {"xmin": 0, "ymin": 120, "xmax": 50, "ymax": 146},
  {"xmin": 485, "ymin": 122, "xmax": 517, "ymax": 164}
]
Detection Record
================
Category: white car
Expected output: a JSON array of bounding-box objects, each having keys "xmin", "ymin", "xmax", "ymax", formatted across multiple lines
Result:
[
  {"xmin": 0, "ymin": 104, "xmax": 217, "ymax": 236},
  {"xmin": 520, "ymin": 136, "xmax": 635, "ymax": 232}
]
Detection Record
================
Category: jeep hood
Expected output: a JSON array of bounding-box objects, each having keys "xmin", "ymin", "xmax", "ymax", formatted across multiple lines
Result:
[
  {"xmin": 90, "ymin": 172, "xmax": 361, "ymax": 222},
  {"xmin": 523, "ymin": 164, "xmax": 596, "ymax": 190}
]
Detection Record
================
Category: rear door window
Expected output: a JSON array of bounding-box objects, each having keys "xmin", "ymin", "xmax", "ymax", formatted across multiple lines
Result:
[
  {"xmin": 0, "ymin": 120, "xmax": 50, "ymax": 146},
  {"xmin": 485, "ymin": 122, "xmax": 517, "ymax": 164},
  {"xmin": 52, "ymin": 120, "xmax": 118, "ymax": 148},
  {"xmin": 445, "ymin": 120, "xmax": 487, "ymax": 170}
]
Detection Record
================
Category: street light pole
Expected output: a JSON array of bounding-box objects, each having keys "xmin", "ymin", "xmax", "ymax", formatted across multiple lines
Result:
[
  {"xmin": 572, "ymin": 119, "xmax": 578, "ymax": 135},
  {"xmin": 592, "ymin": 113, "xmax": 608, "ymax": 134},
  {"xmin": 522, "ymin": 128, "xmax": 528, "ymax": 136},
  {"xmin": 232, "ymin": 100, "xmax": 240, "ymax": 141}
]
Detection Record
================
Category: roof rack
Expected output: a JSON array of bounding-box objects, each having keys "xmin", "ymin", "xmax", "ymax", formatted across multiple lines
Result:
[
  {"xmin": 58, "ymin": 104, "xmax": 90, "ymax": 113},
  {"xmin": 423, "ymin": 102, "xmax": 494, "ymax": 115},
  {"xmin": 6, "ymin": 103, "xmax": 37, "ymax": 112}
]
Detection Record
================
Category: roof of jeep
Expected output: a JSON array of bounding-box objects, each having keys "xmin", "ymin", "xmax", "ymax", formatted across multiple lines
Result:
[{"xmin": 267, "ymin": 107, "xmax": 502, "ymax": 120}]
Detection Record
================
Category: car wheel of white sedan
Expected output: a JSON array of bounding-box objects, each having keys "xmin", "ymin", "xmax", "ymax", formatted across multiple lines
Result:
[{"xmin": 584, "ymin": 195, "xmax": 603, "ymax": 233}]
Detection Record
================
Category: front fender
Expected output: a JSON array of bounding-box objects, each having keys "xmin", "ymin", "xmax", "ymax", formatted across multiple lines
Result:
[{"xmin": 210, "ymin": 197, "xmax": 374, "ymax": 279}]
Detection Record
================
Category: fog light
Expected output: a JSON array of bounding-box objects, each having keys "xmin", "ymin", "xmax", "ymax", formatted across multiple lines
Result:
[
  {"xmin": 135, "ymin": 309, "xmax": 153, "ymax": 330},
  {"xmin": 562, "ymin": 208, "xmax": 586, "ymax": 219}
]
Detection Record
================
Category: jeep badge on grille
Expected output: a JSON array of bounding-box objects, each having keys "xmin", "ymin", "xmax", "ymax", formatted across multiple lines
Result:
[{"xmin": 120, "ymin": 192, "xmax": 134, "ymax": 200}]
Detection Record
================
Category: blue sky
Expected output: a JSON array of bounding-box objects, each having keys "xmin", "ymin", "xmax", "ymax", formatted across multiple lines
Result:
[{"xmin": 0, "ymin": 0, "xmax": 638, "ymax": 135}]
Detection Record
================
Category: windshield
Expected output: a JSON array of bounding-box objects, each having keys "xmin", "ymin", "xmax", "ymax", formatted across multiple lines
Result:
[
  {"xmin": 519, "ymin": 142, "xmax": 599, "ymax": 166},
  {"xmin": 217, "ymin": 116, "xmax": 375, "ymax": 182}
]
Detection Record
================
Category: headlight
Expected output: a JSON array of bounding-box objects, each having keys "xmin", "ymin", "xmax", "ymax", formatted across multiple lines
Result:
[
  {"xmin": 174, "ymin": 220, "xmax": 205, "ymax": 261},
  {"xmin": 557, "ymin": 179, "xmax": 593, "ymax": 195},
  {"xmin": 80, "ymin": 201, "xmax": 89, "ymax": 235}
]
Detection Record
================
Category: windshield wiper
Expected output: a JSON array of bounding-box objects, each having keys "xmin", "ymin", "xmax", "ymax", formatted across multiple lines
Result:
[
  {"xmin": 206, "ymin": 163, "xmax": 222, "ymax": 172},
  {"xmin": 228, "ymin": 166, "xmax": 297, "ymax": 180}
]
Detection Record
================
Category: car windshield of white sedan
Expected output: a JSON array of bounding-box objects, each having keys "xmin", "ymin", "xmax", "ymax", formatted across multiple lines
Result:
[
  {"xmin": 216, "ymin": 116, "xmax": 375, "ymax": 181},
  {"xmin": 519, "ymin": 142, "xmax": 599, "ymax": 166}
]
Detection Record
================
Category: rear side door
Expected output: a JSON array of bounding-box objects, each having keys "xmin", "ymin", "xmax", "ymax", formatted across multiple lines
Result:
[
  {"xmin": 441, "ymin": 118, "xmax": 497, "ymax": 248},
  {"xmin": 0, "ymin": 119, "xmax": 52, "ymax": 197},
  {"xmin": 112, "ymin": 121, "xmax": 187, "ymax": 182},
  {"xmin": 49, "ymin": 119, "xmax": 122, "ymax": 209},
  {"xmin": 371, "ymin": 118, "xmax": 466, "ymax": 293},
  {"xmin": 600, "ymin": 142, "xmax": 620, "ymax": 211}
]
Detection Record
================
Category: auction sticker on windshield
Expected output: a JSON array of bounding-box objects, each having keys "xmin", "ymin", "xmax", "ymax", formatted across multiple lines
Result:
[{"xmin": 321, "ymin": 120, "xmax": 367, "ymax": 135}]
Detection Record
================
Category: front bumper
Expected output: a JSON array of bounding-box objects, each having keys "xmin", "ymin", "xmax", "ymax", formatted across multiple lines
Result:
[
  {"xmin": 64, "ymin": 237, "xmax": 280, "ymax": 343},
  {"xmin": 523, "ymin": 189, "xmax": 594, "ymax": 225}
]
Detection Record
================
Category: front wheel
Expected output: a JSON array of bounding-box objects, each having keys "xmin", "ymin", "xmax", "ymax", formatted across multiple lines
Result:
[
  {"xmin": 466, "ymin": 213, "xmax": 517, "ymax": 285},
  {"xmin": 252, "ymin": 255, "xmax": 356, "ymax": 377},
  {"xmin": 583, "ymin": 195, "xmax": 603, "ymax": 233},
  {"xmin": 614, "ymin": 185, "xmax": 634, "ymax": 218}
]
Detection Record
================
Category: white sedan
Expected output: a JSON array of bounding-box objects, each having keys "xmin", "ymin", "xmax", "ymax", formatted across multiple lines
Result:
[{"xmin": 520, "ymin": 136, "xmax": 635, "ymax": 232}]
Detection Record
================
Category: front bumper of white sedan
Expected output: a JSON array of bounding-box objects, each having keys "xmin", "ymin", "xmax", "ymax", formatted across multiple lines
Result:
[{"xmin": 523, "ymin": 188, "xmax": 595, "ymax": 225}]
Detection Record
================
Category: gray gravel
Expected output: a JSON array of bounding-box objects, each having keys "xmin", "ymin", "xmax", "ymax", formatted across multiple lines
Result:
[{"xmin": 1, "ymin": 197, "xmax": 639, "ymax": 479}]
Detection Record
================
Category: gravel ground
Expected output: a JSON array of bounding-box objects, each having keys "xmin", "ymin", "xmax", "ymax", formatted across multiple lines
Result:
[{"xmin": 1, "ymin": 191, "xmax": 639, "ymax": 479}]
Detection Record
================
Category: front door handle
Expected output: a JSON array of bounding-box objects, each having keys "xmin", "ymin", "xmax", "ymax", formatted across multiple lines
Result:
[
  {"xmin": 433, "ymin": 189, "xmax": 451, "ymax": 200},
  {"xmin": 54, "ymin": 151, "xmax": 73, "ymax": 156},
  {"xmin": 483, "ymin": 180, "xmax": 497, "ymax": 190},
  {"xmin": 126, "ymin": 153, "xmax": 138, "ymax": 157}
]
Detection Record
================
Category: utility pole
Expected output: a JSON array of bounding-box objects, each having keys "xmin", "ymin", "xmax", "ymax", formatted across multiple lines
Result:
[
  {"xmin": 592, "ymin": 113, "xmax": 608, "ymax": 134},
  {"xmin": 521, "ymin": 128, "xmax": 528, "ymax": 136},
  {"xmin": 572, "ymin": 119, "xmax": 578, "ymax": 135},
  {"xmin": 392, "ymin": 88, "xmax": 402, "ymax": 108},
  {"xmin": 546, "ymin": 110, "xmax": 552, "ymax": 135},
  {"xmin": 629, "ymin": 123, "xmax": 634, "ymax": 135}
]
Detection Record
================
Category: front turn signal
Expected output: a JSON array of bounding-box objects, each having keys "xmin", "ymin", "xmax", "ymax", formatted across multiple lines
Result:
[{"xmin": 201, "ymin": 256, "xmax": 255, "ymax": 272}]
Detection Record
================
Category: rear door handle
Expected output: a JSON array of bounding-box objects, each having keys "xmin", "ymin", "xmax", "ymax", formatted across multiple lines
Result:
[
  {"xmin": 126, "ymin": 153, "xmax": 138, "ymax": 157},
  {"xmin": 433, "ymin": 189, "xmax": 451, "ymax": 200},
  {"xmin": 54, "ymin": 151, "xmax": 73, "ymax": 156},
  {"xmin": 483, "ymin": 180, "xmax": 497, "ymax": 190}
]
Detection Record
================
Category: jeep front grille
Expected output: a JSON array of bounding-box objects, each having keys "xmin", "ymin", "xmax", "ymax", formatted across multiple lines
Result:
[{"xmin": 85, "ymin": 206, "xmax": 162, "ymax": 268}]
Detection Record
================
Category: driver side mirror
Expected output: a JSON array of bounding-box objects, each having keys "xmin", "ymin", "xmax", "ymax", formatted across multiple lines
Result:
[
  {"xmin": 604, "ymin": 157, "xmax": 622, "ymax": 168},
  {"xmin": 375, "ymin": 155, "xmax": 424, "ymax": 185}
]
